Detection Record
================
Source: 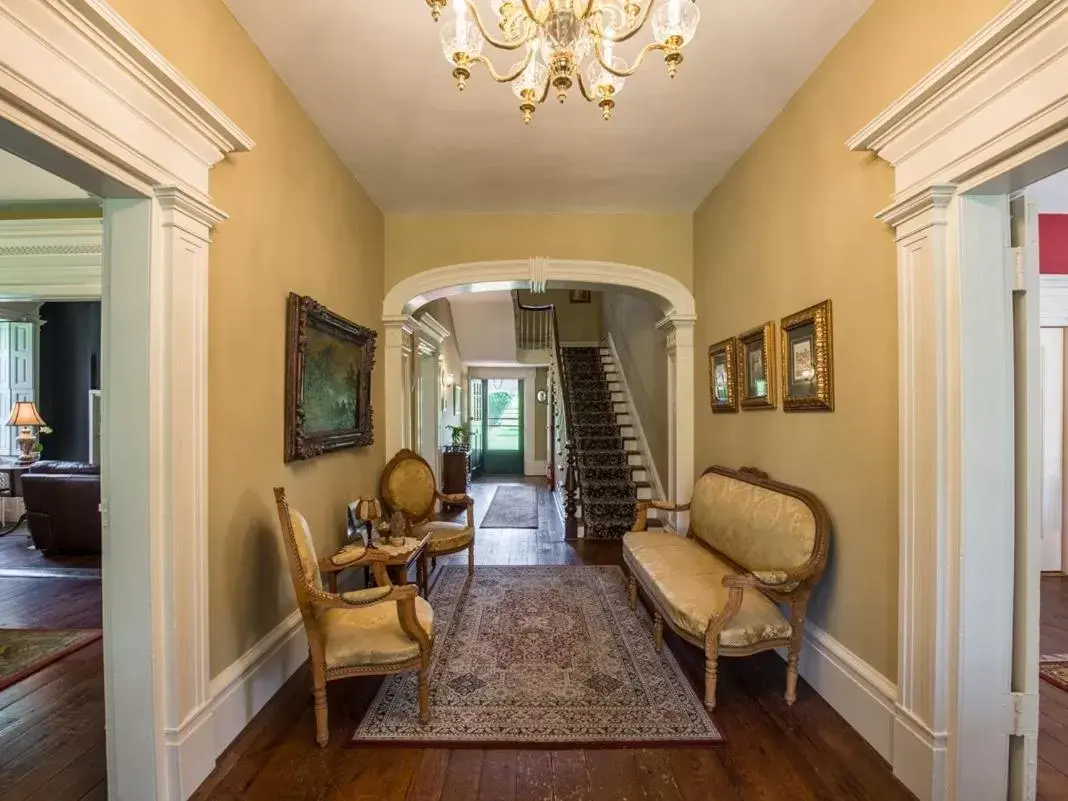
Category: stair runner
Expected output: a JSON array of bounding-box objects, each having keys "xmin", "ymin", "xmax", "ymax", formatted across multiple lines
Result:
[{"xmin": 561, "ymin": 346, "xmax": 639, "ymax": 539}]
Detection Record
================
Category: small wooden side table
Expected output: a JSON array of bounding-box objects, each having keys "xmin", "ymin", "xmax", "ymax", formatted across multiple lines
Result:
[
  {"xmin": 319, "ymin": 533, "xmax": 431, "ymax": 597},
  {"xmin": 0, "ymin": 461, "xmax": 34, "ymax": 538}
]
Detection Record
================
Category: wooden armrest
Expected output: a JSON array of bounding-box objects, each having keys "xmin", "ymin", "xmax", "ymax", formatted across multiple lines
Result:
[
  {"xmin": 633, "ymin": 499, "xmax": 691, "ymax": 532},
  {"xmin": 722, "ymin": 570, "xmax": 793, "ymax": 591},
  {"xmin": 308, "ymin": 581, "xmax": 416, "ymax": 610},
  {"xmin": 435, "ymin": 489, "xmax": 475, "ymax": 527}
]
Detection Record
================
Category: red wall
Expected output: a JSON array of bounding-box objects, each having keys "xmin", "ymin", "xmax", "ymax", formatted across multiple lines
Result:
[{"xmin": 1040, "ymin": 214, "xmax": 1068, "ymax": 274}]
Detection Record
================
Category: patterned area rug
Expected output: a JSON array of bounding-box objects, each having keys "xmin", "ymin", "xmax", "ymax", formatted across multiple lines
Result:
[
  {"xmin": 350, "ymin": 565, "xmax": 723, "ymax": 746},
  {"xmin": 480, "ymin": 484, "xmax": 539, "ymax": 529},
  {"xmin": 0, "ymin": 628, "xmax": 102, "ymax": 691},
  {"xmin": 1041, "ymin": 654, "xmax": 1068, "ymax": 693}
]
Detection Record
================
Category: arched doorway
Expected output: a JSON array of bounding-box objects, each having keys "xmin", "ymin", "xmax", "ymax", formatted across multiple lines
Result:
[{"xmin": 382, "ymin": 259, "xmax": 697, "ymax": 529}]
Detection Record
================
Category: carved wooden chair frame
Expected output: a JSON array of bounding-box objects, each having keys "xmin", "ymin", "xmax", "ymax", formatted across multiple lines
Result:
[
  {"xmin": 380, "ymin": 448, "xmax": 476, "ymax": 572},
  {"xmin": 627, "ymin": 465, "xmax": 831, "ymax": 711},
  {"xmin": 273, "ymin": 487, "xmax": 433, "ymax": 746}
]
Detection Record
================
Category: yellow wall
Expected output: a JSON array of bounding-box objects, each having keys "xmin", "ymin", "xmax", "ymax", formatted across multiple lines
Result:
[
  {"xmin": 107, "ymin": 0, "xmax": 385, "ymax": 676},
  {"xmin": 692, "ymin": 0, "xmax": 1009, "ymax": 679},
  {"xmin": 386, "ymin": 214, "xmax": 693, "ymax": 293}
]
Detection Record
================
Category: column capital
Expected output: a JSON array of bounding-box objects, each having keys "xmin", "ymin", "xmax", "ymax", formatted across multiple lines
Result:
[
  {"xmin": 656, "ymin": 312, "xmax": 697, "ymax": 351},
  {"xmin": 154, "ymin": 186, "xmax": 227, "ymax": 244},
  {"xmin": 877, "ymin": 184, "xmax": 956, "ymax": 240}
]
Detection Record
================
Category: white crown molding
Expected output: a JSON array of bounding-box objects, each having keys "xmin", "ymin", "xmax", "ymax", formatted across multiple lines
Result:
[
  {"xmin": 0, "ymin": 217, "xmax": 102, "ymax": 299},
  {"xmin": 414, "ymin": 312, "xmax": 451, "ymax": 343},
  {"xmin": 849, "ymin": 0, "xmax": 1068, "ymax": 199}
]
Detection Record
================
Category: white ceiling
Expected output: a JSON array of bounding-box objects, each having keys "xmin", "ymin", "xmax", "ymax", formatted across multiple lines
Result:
[
  {"xmin": 223, "ymin": 0, "xmax": 871, "ymax": 213},
  {"xmin": 0, "ymin": 149, "xmax": 90, "ymax": 201}
]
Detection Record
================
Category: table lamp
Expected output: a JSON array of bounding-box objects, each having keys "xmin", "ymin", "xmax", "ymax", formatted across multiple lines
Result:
[
  {"xmin": 6, "ymin": 401, "xmax": 46, "ymax": 464},
  {"xmin": 351, "ymin": 496, "xmax": 382, "ymax": 546}
]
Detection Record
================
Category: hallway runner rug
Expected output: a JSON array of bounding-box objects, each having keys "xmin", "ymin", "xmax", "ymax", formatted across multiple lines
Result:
[
  {"xmin": 0, "ymin": 628, "xmax": 102, "ymax": 690},
  {"xmin": 1041, "ymin": 654, "xmax": 1068, "ymax": 694},
  {"xmin": 350, "ymin": 565, "xmax": 723, "ymax": 746},
  {"xmin": 479, "ymin": 484, "xmax": 539, "ymax": 529}
]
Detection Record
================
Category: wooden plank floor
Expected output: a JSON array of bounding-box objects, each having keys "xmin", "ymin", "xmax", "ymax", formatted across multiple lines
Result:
[
  {"xmin": 0, "ymin": 526, "xmax": 105, "ymax": 800},
  {"xmin": 1040, "ymin": 573, "xmax": 1068, "ymax": 800},
  {"xmin": 192, "ymin": 477, "xmax": 917, "ymax": 801}
]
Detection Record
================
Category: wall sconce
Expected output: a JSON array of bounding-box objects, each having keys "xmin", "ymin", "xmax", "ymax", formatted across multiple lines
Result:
[{"xmin": 445, "ymin": 373, "xmax": 455, "ymax": 387}]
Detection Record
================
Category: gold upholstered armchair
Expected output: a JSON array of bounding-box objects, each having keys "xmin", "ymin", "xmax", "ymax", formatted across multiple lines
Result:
[
  {"xmin": 273, "ymin": 487, "xmax": 434, "ymax": 746},
  {"xmin": 380, "ymin": 449, "xmax": 476, "ymax": 573}
]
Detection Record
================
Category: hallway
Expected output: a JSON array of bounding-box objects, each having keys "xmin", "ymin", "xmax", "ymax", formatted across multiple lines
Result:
[{"xmin": 192, "ymin": 479, "xmax": 913, "ymax": 801}]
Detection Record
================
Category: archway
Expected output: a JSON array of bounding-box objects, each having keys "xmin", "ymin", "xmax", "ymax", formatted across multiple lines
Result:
[{"xmin": 382, "ymin": 258, "xmax": 697, "ymax": 530}]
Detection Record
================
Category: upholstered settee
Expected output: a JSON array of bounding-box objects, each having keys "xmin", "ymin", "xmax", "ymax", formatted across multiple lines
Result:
[{"xmin": 622, "ymin": 466, "xmax": 830, "ymax": 711}]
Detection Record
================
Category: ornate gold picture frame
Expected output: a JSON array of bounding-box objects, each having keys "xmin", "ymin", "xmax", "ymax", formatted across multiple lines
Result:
[
  {"xmin": 708, "ymin": 337, "xmax": 739, "ymax": 413},
  {"xmin": 780, "ymin": 299, "xmax": 834, "ymax": 412},
  {"xmin": 738, "ymin": 322, "xmax": 776, "ymax": 410}
]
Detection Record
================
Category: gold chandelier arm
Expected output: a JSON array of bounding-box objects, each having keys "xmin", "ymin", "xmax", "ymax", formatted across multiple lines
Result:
[
  {"xmin": 518, "ymin": 0, "xmax": 542, "ymax": 24},
  {"xmin": 576, "ymin": 71, "xmax": 597, "ymax": 102},
  {"xmin": 576, "ymin": 0, "xmax": 598, "ymax": 19},
  {"xmin": 591, "ymin": 1, "xmax": 654, "ymax": 44},
  {"xmin": 469, "ymin": 48, "xmax": 534, "ymax": 83},
  {"xmin": 595, "ymin": 40, "xmax": 668, "ymax": 77},
  {"xmin": 466, "ymin": 1, "xmax": 531, "ymax": 51}
]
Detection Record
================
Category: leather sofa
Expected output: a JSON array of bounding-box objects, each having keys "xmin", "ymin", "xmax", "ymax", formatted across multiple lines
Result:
[{"xmin": 21, "ymin": 460, "xmax": 101, "ymax": 553}]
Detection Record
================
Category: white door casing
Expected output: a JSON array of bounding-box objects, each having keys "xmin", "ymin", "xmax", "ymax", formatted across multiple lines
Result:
[
  {"xmin": 849, "ymin": 2, "xmax": 1068, "ymax": 799},
  {"xmin": 0, "ymin": 2, "xmax": 253, "ymax": 800},
  {"xmin": 1041, "ymin": 327, "xmax": 1064, "ymax": 572},
  {"xmin": 382, "ymin": 259, "xmax": 697, "ymax": 517}
]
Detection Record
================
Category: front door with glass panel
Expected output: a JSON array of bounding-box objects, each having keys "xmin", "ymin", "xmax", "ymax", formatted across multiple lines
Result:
[{"xmin": 481, "ymin": 378, "xmax": 523, "ymax": 475}]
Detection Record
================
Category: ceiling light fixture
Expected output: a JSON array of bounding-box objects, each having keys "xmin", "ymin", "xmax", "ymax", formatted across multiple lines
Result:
[{"xmin": 423, "ymin": 0, "xmax": 700, "ymax": 123}]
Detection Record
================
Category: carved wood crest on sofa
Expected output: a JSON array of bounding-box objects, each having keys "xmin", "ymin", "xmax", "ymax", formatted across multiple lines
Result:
[{"xmin": 622, "ymin": 466, "xmax": 831, "ymax": 711}]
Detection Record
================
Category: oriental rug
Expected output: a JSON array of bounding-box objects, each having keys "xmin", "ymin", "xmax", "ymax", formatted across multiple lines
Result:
[
  {"xmin": 0, "ymin": 628, "xmax": 102, "ymax": 691},
  {"xmin": 1040, "ymin": 654, "xmax": 1068, "ymax": 694},
  {"xmin": 350, "ymin": 565, "xmax": 723, "ymax": 746}
]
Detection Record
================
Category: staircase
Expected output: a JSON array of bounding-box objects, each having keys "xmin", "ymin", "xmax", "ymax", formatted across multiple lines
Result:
[{"xmin": 561, "ymin": 346, "xmax": 653, "ymax": 539}]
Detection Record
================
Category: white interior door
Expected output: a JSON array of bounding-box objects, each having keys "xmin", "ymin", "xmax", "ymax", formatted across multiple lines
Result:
[{"xmin": 1041, "ymin": 327, "xmax": 1064, "ymax": 572}]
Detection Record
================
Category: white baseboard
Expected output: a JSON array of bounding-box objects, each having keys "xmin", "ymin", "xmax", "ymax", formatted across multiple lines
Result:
[
  {"xmin": 524, "ymin": 459, "xmax": 547, "ymax": 477},
  {"xmin": 780, "ymin": 622, "xmax": 942, "ymax": 801},
  {"xmin": 168, "ymin": 609, "xmax": 307, "ymax": 799},
  {"xmin": 786, "ymin": 623, "xmax": 898, "ymax": 763}
]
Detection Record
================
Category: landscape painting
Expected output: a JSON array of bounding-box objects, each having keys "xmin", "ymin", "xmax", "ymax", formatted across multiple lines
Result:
[{"xmin": 285, "ymin": 293, "xmax": 376, "ymax": 462}]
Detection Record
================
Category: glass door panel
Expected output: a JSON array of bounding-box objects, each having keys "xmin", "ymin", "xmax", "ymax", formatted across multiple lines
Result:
[
  {"xmin": 469, "ymin": 378, "xmax": 484, "ymax": 476},
  {"xmin": 482, "ymin": 378, "xmax": 523, "ymax": 475}
]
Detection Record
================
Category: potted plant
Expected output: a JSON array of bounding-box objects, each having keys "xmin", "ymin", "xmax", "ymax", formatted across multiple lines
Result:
[{"xmin": 445, "ymin": 424, "xmax": 470, "ymax": 451}]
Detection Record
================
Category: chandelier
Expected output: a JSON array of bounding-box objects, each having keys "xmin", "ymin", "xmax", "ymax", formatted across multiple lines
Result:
[{"xmin": 423, "ymin": 1, "xmax": 701, "ymax": 123}]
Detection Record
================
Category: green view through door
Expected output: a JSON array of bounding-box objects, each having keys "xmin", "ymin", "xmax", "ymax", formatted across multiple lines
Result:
[{"xmin": 481, "ymin": 378, "xmax": 523, "ymax": 475}]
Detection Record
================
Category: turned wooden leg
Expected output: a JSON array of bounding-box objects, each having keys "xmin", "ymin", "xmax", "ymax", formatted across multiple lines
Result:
[
  {"xmin": 653, "ymin": 611, "xmax": 664, "ymax": 653},
  {"xmin": 467, "ymin": 543, "xmax": 474, "ymax": 574},
  {"xmin": 312, "ymin": 670, "xmax": 328, "ymax": 747},
  {"xmin": 628, "ymin": 576, "xmax": 637, "ymax": 612},
  {"xmin": 704, "ymin": 651, "xmax": 719, "ymax": 712},
  {"xmin": 418, "ymin": 667, "xmax": 430, "ymax": 725},
  {"xmin": 327, "ymin": 572, "xmax": 338, "ymax": 593},
  {"xmin": 786, "ymin": 596, "xmax": 808, "ymax": 706}
]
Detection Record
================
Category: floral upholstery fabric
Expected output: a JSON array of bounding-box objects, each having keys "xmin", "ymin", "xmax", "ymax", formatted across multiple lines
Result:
[
  {"xmin": 415, "ymin": 520, "xmax": 475, "ymax": 554},
  {"xmin": 320, "ymin": 595, "xmax": 434, "ymax": 668},
  {"xmin": 383, "ymin": 457, "xmax": 436, "ymax": 521},
  {"xmin": 622, "ymin": 531, "xmax": 792, "ymax": 649},
  {"xmin": 288, "ymin": 509, "xmax": 323, "ymax": 593},
  {"xmin": 689, "ymin": 472, "xmax": 816, "ymax": 572}
]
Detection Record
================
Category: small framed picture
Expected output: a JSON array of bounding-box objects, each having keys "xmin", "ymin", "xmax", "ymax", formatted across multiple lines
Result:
[
  {"xmin": 738, "ymin": 322, "xmax": 776, "ymax": 410},
  {"xmin": 781, "ymin": 299, "xmax": 834, "ymax": 412},
  {"xmin": 569, "ymin": 289, "xmax": 592, "ymax": 304},
  {"xmin": 708, "ymin": 337, "xmax": 739, "ymax": 413}
]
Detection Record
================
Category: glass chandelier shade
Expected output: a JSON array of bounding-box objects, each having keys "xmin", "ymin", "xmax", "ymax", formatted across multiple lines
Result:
[{"xmin": 424, "ymin": 0, "xmax": 701, "ymax": 123}]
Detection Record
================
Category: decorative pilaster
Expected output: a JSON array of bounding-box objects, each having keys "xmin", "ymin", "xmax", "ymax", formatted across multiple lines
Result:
[
  {"xmin": 877, "ymin": 186, "xmax": 957, "ymax": 801},
  {"xmin": 383, "ymin": 314, "xmax": 417, "ymax": 457},
  {"xmin": 656, "ymin": 312, "xmax": 697, "ymax": 533}
]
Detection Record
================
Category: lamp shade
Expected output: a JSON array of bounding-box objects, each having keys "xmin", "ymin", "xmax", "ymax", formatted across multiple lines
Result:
[
  {"xmin": 353, "ymin": 496, "xmax": 382, "ymax": 523},
  {"xmin": 7, "ymin": 401, "xmax": 45, "ymax": 427}
]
